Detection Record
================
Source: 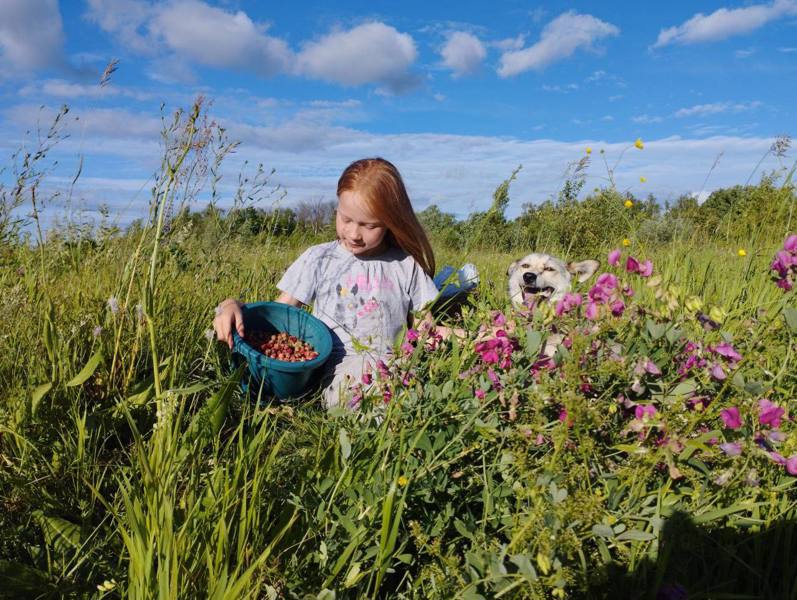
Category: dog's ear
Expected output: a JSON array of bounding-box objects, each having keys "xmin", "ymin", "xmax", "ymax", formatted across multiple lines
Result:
[
  {"xmin": 568, "ymin": 259, "xmax": 599, "ymax": 282},
  {"xmin": 507, "ymin": 259, "xmax": 519, "ymax": 276}
]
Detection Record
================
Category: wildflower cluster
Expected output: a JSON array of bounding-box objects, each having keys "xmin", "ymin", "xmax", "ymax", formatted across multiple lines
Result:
[{"xmin": 770, "ymin": 234, "xmax": 797, "ymax": 291}]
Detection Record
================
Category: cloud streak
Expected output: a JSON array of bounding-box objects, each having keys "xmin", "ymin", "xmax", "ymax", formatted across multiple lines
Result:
[
  {"xmin": 498, "ymin": 12, "xmax": 619, "ymax": 77},
  {"xmin": 654, "ymin": 0, "xmax": 797, "ymax": 48}
]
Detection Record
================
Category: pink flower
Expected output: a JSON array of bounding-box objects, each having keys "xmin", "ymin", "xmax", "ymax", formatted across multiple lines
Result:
[
  {"xmin": 493, "ymin": 311, "xmax": 506, "ymax": 326},
  {"xmin": 474, "ymin": 389, "xmax": 485, "ymax": 400},
  {"xmin": 713, "ymin": 342, "xmax": 743, "ymax": 363},
  {"xmin": 608, "ymin": 249, "xmax": 622, "ymax": 266},
  {"xmin": 787, "ymin": 455, "xmax": 797, "ymax": 476},
  {"xmin": 785, "ymin": 234, "xmax": 797, "ymax": 253},
  {"xmin": 361, "ymin": 372, "xmax": 373, "ymax": 386},
  {"xmin": 710, "ymin": 363, "xmax": 726, "ymax": 380},
  {"xmin": 401, "ymin": 342, "xmax": 414, "ymax": 355},
  {"xmin": 610, "ymin": 299, "xmax": 625, "ymax": 317},
  {"xmin": 596, "ymin": 273, "xmax": 618, "ymax": 290},
  {"xmin": 383, "ymin": 388, "xmax": 393, "ymax": 404},
  {"xmin": 555, "ymin": 292, "xmax": 582, "ymax": 316},
  {"xmin": 558, "ymin": 408, "xmax": 569, "ymax": 423},
  {"xmin": 758, "ymin": 398, "xmax": 785, "ymax": 428},
  {"xmin": 638, "ymin": 260, "xmax": 653, "ymax": 277},
  {"xmin": 634, "ymin": 404, "xmax": 657, "ymax": 420},
  {"xmin": 720, "ymin": 406, "xmax": 742, "ymax": 429},
  {"xmin": 719, "ymin": 441, "xmax": 743, "ymax": 456},
  {"xmin": 406, "ymin": 328, "xmax": 419, "ymax": 342},
  {"xmin": 644, "ymin": 360, "xmax": 662, "ymax": 376},
  {"xmin": 376, "ymin": 360, "xmax": 390, "ymax": 378},
  {"xmin": 585, "ymin": 301, "xmax": 599, "ymax": 320},
  {"xmin": 623, "ymin": 285, "xmax": 635, "ymax": 297},
  {"xmin": 626, "ymin": 256, "xmax": 640, "ymax": 273},
  {"xmin": 769, "ymin": 451, "xmax": 786, "ymax": 465},
  {"xmin": 487, "ymin": 368, "xmax": 501, "ymax": 388}
]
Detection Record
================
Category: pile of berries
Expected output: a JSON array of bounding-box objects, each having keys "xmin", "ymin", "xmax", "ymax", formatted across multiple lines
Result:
[{"xmin": 246, "ymin": 331, "xmax": 319, "ymax": 362}]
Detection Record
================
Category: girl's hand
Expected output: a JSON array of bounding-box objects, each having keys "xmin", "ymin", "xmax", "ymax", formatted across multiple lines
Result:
[{"xmin": 213, "ymin": 298, "xmax": 244, "ymax": 349}]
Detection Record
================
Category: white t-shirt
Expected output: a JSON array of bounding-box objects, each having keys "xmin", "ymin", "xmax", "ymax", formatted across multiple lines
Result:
[{"xmin": 277, "ymin": 240, "xmax": 440, "ymax": 362}]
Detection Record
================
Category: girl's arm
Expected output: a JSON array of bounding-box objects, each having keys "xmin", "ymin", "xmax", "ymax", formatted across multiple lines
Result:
[
  {"xmin": 213, "ymin": 292, "xmax": 306, "ymax": 349},
  {"xmin": 412, "ymin": 310, "xmax": 467, "ymax": 342}
]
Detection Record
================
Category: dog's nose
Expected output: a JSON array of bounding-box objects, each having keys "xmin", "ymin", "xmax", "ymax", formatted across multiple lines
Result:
[{"xmin": 522, "ymin": 272, "xmax": 537, "ymax": 285}]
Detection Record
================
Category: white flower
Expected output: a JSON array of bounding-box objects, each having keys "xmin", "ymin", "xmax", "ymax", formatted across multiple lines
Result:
[
  {"xmin": 107, "ymin": 296, "xmax": 120, "ymax": 315},
  {"xmin": 204, "ymin": 328, "xmax": 214, "ymax": 341},
  {"xmin": 92, "ymin": 325, "xmax": 103, "ymax": 337}
]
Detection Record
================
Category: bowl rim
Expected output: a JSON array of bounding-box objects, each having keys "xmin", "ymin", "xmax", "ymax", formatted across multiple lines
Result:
[{"xmin": 232, "ymin": 301, "xmax": 332, "ymax": 372}]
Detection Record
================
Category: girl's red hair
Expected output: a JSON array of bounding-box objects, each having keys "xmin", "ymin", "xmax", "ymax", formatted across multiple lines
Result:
[{"xmin": 337, "ymin": 158, "xmax": 436, "ymax": 277}]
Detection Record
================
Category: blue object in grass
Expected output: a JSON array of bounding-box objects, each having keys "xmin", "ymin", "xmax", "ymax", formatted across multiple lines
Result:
[
  {"xmin": 232, "ymin": 302, "xmax": 332, "ymax": 400},
  {"xmin": 433, "ymin": 263, "xmax": 479, "ymax": 298}
]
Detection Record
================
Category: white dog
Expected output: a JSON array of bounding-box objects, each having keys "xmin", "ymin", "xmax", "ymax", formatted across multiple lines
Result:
[{"xmin": 508, "ymin": 253, "xmax": 599, "ymax": 308}]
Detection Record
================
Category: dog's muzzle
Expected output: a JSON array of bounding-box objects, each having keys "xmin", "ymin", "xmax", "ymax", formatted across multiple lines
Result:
[{"xmin": 521, "ymin": 271, "xmax": 555, "ymax": 300}]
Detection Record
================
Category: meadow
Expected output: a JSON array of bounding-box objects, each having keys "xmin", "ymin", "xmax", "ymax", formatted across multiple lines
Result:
[{"xmin": 1, "ymin": 101, "xmax": 796, "ymax": 599}]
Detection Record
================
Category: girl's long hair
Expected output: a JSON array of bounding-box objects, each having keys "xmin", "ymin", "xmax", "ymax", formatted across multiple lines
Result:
[{"xmin": 337, "ymin": 157, "xmax": 436, "ymax": 277}]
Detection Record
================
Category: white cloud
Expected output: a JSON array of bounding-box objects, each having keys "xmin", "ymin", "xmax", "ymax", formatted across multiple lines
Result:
[
  {"xmin": 674, "ymin": 101, "xmax": 762, "ymax": 118},
  {"xmin": 19, "ymin": 79, "xmax": 154, "ymax": 101},
  {"xmin": 780, "ymin": 46, "xmax": 797, "ymax": 52},
  {"xmin": 541, "ymin": 83, "xmax": 579, "ymax": 93},
  {"xmin": 493, "ymin": 34, "xmax": 526, "ymax": 51},
  {"xmin": 433, "ymin": 93, "xmax": 446, "ymax": 102},
  {"xmin": 653, "ymin": 0, "xmax": 797, "ymax": 48},
  {"xmin": 4, "ymin": 104, "xmax": 162, "ymax": 140},
  {"xmin": 609, "ymin": 94, "xmax": 624, "ymax": 102},
  {"xmin": 735, "ymin": 48, "xmax": 756, "ymax": 58},
  {"xmin": 632, "ymin": 114, "xmax": 664, "ymax": 124},
  {"xmin": 151, "ymin": 1, "xmax": 292, "ymax": 76},
  {"xmin": 295, "ymin": 22, "xmax": 419, "ymax": 92},
  {"xmin": 601, "ymin": 115, "xmax": 615, "ymax": 121},
  {"xmin": 440, "ymin": 31, "xmax": 486, "ymax": 77},
  {"xmin": 498, "ymin": 12, "xmax": 619, "ymax": 77},
  {"xmin": 0, "ymin": 0, "xmax": 65, "ymax": 74},
  {"xmin": 84, "ymin": 0, "xmax": 155, "ymax": 55}
]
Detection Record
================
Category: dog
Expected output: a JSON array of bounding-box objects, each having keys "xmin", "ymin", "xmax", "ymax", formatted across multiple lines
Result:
[{"xmin": 507, "ymin": 253, "xmax": 599, "ymax": 308}]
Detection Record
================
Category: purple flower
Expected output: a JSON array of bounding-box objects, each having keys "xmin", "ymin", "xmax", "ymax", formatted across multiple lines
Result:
[
  {"xmin": 487, "ymin": 368, "xmax": 501, "ymax": 388},
  {"xmin": 610, "ymin": 299, "xmax": 625, "ymax": 317},
  {"xmin": 401, "ymin": 342, "xmax": 414, "ymax": 355},
  {"xmin": 713, "ymin": 342, "xmax": 743, "ymax": 363},
  {"xmin": 376, "ymin": 360, "xmax": 390, "ymax": 378},
  {"xmin": 474, "ymin": 389, "xmax": 486, "ymax": 400},
  {"xmin": 585, "ymin": 301, "xmax": 599, "ymax": 320},
  {"xmin": 555, "ymin": 292, "xmax": 582, "ymax": 316},
  {"xmin": 493, "ymin": 311, "xmax": 506, "ymax": 326},
  {"xmin": 638, "ymin": 260, "xmax": 653, "ymax": 277},
  {"xmin": 787, "ymin": 455, "xmax": 797, "ymax": 476},
  {"xmin": 626, "ymin": 256, "xmax": 640, "ymax": 273},
  {"xmin": 635, "ymin": 404, "xmax": 657, "ymax": 420},
  {"xmin": 608, "ymin": 248, "xmax": 622, "ymax": 266},
  {"xmin": 361, "ymin": 372, "xmax": 373, "ymax": 385},
  {"xmin": 769, "ymin": 451, "xmax": 786, "ymax": 466},
  {"xmin": 709, "ymin": 363, "xmax": 726, "ymax": 380},
  {"xmin": 720, "ymin": 406, "xmax": 742, "ymax": 429},
  {"xmin": 785, "ymin": 234, "xmax": 797, "ymax": 253},
  {"xmin": 758, "ymin": 398, "xmax": 785, "ymax": 428},
  {"xmin": 645, "ymin": 360, "xmax": 662, "ymax": 376},
  {"xmin": 596, "ymin": 273, "xmax": 618, "ymax": 290},
  {"xmin": 406, "ymin": 328, "xmax": 419, "ymax": 342},
  {"xmin": 719, "ymin": 441, "xmax": 743, "ymax": 456}
]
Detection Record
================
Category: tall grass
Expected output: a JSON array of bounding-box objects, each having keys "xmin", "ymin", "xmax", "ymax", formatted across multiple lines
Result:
[{"xmin": 1, "ymin": 101, "xmax": 796, "ymax": 599}]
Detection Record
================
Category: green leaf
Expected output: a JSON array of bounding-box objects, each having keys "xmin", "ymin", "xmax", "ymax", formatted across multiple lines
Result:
[
  {"xmin": 665, "ymin": 379, "xmax": 698, "ymax": 400},
  {"xmin": 339, "ymin": 428, "xmax": 351, "ymax": 462},
  {"xmin": 783, "ymin": 307, "xmax": 797, "ymax": 332},
  {"xmin": 0, "ymin": 560, "xmax": 55, "ymax": 597},
  {"xmin": 665, "ymin": 327, "xmax": 683, "ymax": 344},
  {"xmin": 525, "ymin": 329, "xmax": 542, "ymax": 356},
  {"xmin": 66, "ymin": 351, "xmax": 103, "ymax": 386},
  {"xmin": 617, "ymin": 529, "xmax": 655, "ymax": 541},
  {"xmin": 30, "ymin": 382, "xmax": 52, "ymax": 417},
  {"xmin": 37, "ymin": 513, "xmax": 81, "ymax": 555},
  {"xmin": 646, "ymin": 319, "xmax": 666, "ymax": 340},
  {"xmin": 454, "ymin": 519, "xmax": 474, "ymax": 540},
  {"xmin": 591, "ymin": 524, "xmax": 615, "ymax": 538},
  {"xmin": 510, "ymin": 554, "xmax": 537, "ymax": 582}
]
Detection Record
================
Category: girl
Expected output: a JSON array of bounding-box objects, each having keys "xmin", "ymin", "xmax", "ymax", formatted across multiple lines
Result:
[{"xmin": 213, "ymin": 157, "xmax": 453, "ymax": 408}]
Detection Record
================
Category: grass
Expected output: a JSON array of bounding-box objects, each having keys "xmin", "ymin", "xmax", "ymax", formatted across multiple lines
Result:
[{"xmin": 1, "ymin": 102, "xmax": 797, "ymax": 599}]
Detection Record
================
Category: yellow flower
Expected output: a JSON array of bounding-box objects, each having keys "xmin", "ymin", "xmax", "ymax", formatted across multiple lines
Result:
[
  {"xmin": 622, "ymin": 238, "xmax": 631, "ymax": 247},
  {"xmin": 624, "ymin": 199, "xmax": 634, "ymax": 208},
  {"xmin": 737, "ymin": 248, "xmax": 747, "ymax": 257},
  {"xmin": 685, "ymin": 296, "xmax": 703, "ymax": 312},
  {"xmin": 639, "ymin": 176, "xmax": 647, "ymax": 183},
  {"xmin": 586, "ymin": 146, "xmax": 592, "ymax": 154},
  {"xmin": 635, "ymin": 138, "xmax": 644, "ymax": 150},
  {"xmin": 398, "ymin": 476, "xmax": 409, "ymax": 487}
]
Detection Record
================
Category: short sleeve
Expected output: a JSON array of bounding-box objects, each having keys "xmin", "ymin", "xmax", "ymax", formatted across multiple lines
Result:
[
  {"xmin": 407, "ymin": 261, "xmax": 440, "ymax": 312},
  {"xmin": 277, "ymin": 246, "xmax": 319, "ymax": 305}
]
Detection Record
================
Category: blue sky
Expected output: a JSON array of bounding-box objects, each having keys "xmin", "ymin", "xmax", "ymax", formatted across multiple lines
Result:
[{"xmin": 1, "ymin": 0, "xmax": 795, "ymax": 226}]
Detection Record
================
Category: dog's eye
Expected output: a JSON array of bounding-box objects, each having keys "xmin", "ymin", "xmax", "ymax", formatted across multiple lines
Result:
[
  {"xmin": 520, "ymin": 263, "xmax": 530, "ymax": 269},
  {"xmin": 543, "ymin": 266, "xmax": 556, "ymax": 272}
]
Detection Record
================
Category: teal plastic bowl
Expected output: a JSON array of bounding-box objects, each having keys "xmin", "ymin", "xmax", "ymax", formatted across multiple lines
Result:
[{"xmin": 232, "ymin": 302, "xmax": 332, "ymax": 400}]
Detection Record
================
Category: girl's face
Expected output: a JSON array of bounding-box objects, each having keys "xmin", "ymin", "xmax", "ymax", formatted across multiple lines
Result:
[{"xmin": 336, "ymin": 190, "xmax": 388, "ymax": 257}]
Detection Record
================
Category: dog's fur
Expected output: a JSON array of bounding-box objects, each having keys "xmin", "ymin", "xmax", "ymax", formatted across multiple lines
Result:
[{"xmin": 508, "ymin": 253, "xmax": 599, "ymax": 308}]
